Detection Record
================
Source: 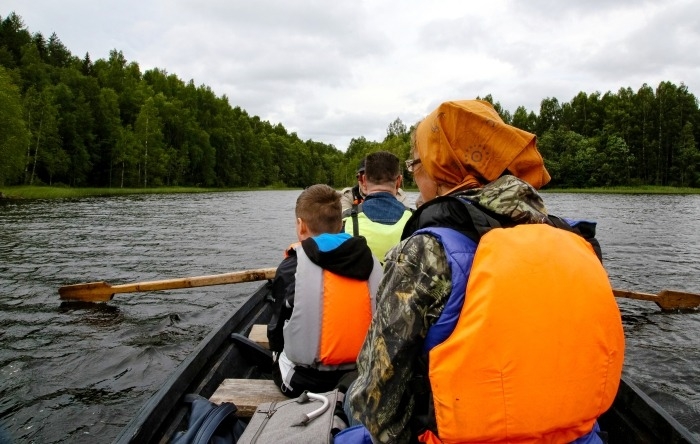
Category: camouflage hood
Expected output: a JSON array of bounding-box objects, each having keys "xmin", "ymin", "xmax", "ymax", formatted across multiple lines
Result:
[
  {"xmin": 453, "ymin": 175, "xmax": 549, "ymax": 224},
  {"xmin": 402, "ymin": 175, "xmax": 549, "ymax": 241}
]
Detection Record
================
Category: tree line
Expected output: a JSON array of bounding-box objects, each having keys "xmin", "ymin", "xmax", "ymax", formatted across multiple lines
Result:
[{"xmin": 1, "ymin": 12, "xmax": 698, "ymax": 189}]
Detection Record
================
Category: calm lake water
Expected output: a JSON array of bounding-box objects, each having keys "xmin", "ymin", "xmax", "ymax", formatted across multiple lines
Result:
[{"xmin": 1, "ymin": 190, "xmax": 699, "ymax": 443}]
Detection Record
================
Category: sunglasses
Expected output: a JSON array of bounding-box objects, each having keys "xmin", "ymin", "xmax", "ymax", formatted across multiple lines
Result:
[{"xmin": 405, "ymin": 158, "xmax": 422, "ymax": 173}]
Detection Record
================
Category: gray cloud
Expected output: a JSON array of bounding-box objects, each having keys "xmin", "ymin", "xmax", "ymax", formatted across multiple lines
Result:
[
  {"xmin": 3, "ymin": 0, "xmax": 698, "ymax": 150},
  {"xmin": 580, "ymin": 3, "xmax": 700, "ymax": 79}
]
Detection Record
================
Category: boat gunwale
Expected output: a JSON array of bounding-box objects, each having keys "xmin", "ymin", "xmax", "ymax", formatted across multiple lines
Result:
[{"xmin": 606, "ymin": 377, "xmax": 699, "ymax": 443}]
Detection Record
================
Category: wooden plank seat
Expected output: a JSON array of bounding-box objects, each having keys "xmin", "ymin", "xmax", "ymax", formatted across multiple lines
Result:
[
  {"xmin": 248, "ymin": 324, "xmax": 269, "ymax": 349},
  {"xmin": 210, "ymin": 378, "xmax": 287, "ymax": 418}
]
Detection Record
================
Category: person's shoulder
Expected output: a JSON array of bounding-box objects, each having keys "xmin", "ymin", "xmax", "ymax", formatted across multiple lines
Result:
[
  {"xmin": 385, "ymin": 231, "xmax": 447, "ymax": 272},
  {"xmin": 388, "ymin": 231, "xmax": 443, "ymax": 260},
  {"xmin": 404, "ymin": 230, "xmax": 443, "ymax": 247}
]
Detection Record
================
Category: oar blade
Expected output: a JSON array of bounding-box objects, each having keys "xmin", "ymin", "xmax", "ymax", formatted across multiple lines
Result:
[
  {"xmin": 59, "ymin": 282, "xmax": 114, "ymax": 302},
  {"xmin": 658, "ymin": 290, "xmax": 700, "ymax": 311}
]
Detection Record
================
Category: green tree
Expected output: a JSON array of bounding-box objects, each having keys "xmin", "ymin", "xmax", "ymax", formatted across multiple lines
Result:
[
  {"xmin": 0, "ymin": 66, "xmax": 29, "ymax": 185},
  {"xmin": 562, "ymin": 91, "xmax": 604, "ymax": 137},
  {"xmin": 96, "ymin": 87, "xmax": 122, "ymax": 186},
  {"xmin": 0, "ymin": 12, "xmax": 32, "ymax": 68},
  {"xmin": 511, "ymin": 106, "xmax": 536, "ymax": 133},
  {"xmin": 385, "ymin": 117, "xmax": 408, "ymax": 140},
  {"xmin": 114, "ymin": 125, "xmax": 137, "ymax": 187},
  {"xmin": 52, "ymin": 82, "xmax": 92, "ymax": 185},
  {"xmin": 23, "ymin": 86, "xmax": 61, "ymax": 185},
  {"xmin": 134, "ymin": 97, "xmax": 165, "ymax": 187},
  {"xmin": 19, "ymin": 38, "xmax": 50, "ymax": 90},
  {"xmin": 538, "ymin": 129, "xmax": 597, "ymax": 187},
  {"xmin": 536, "ymin": 97, "xmax": 562, "ymax": 135},
  {"xmin": 677, "ymin": 122, "xmax": 699, "ymax": 187},
  {"xmin": 344, "ymin": 136, "xmax": 380, "ymax": 186},
  {"xmin": 630, "ymin": 84, "xmax": 657, "ymax": 183},
  {"xmin": 598, "ymin": 134, "xmax": 633, "ymax": 186},
  {"xmin": 655, "ymin": 82, "xmax": 684, "ymax": 185},
  {"xmin": 46, "ymin": 32, "xmax": 72, "ymax": 68},
  {"xmin": 381, "ymin": 117, "xmax": 411, "ymax": 163}
]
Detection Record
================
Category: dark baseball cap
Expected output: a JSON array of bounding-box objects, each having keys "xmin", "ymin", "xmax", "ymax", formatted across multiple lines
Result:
[{"xmin": 356, "ymin": 159, "xmax": 366, "ymax": 174}]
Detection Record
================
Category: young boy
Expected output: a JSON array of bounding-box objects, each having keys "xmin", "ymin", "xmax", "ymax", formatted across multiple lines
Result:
[{"xmin": 267, "ymin": 184, "xmax": 383, "ymax": 397}]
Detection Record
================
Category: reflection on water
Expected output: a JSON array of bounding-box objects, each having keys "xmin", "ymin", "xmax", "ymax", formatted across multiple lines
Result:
[{"xmin": 1, "ymin": 191, "xmax": 699, "ymax": 442}]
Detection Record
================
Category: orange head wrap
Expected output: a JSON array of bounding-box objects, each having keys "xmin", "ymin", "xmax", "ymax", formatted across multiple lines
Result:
[{"xmin": 414, "ymin": 100, "xmax": 550, "ymax": 192}]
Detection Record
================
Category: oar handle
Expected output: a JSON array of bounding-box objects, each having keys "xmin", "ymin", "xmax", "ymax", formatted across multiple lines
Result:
[
  {"xmin": 612, "ymin": 289, "xmax": 658, "ymax": 302},
  {"xmin": 109, "ymin": 269, "xmax": 277, "ymax": 293}
]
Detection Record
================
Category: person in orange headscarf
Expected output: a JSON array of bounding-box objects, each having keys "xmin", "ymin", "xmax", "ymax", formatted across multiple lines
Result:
[{"xmin": 341, "ymin": 100, "xmax": 624, "ymax": 444}]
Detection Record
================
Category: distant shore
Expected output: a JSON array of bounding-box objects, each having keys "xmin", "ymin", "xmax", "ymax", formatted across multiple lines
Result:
[
  {"xmin": 1, "ymin": 184, "xmax": 699, "ymax": 200},
  {"xmin": 0, "ymin": 186, "xmax": 296, "ymax": 200}
]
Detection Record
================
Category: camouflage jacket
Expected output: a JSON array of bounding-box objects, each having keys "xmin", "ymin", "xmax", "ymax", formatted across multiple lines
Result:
[{"xmin": 347, "ymin": 176, "xmax": 562, "ymax": 443}]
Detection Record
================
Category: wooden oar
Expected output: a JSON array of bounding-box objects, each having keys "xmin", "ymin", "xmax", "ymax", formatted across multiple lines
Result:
[
  {"xmin": 613, "ymin": 288, "xmax": 700, "ymax": 311},
  {"xmin": 59, "ymin": 268, "xmax": 699, "ymax": 310},
  {"xmin": 59, "ymin": 267, "xmax": 277, "ymax": 302}
]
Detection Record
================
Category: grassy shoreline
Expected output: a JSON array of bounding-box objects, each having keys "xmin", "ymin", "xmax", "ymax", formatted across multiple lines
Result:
[{"xmin": 1, "ymin": 184, "xmax": 699, "ymax": 200}]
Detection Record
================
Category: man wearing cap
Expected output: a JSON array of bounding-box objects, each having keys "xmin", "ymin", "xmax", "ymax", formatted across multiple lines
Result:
[
  {"xmin": 344, "ymin": 100, "xmax": 624, "ymax": 443},
  {"xmin": 342, "ymin": 151, "xmax": 413, "ymax": 263},
  {"xmin": 340, "ymin": 158, "xmax": 408, "ymax": 213}
]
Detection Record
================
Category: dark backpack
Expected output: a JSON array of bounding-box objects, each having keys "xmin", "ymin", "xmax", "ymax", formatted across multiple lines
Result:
[{"xmin": 171, "ymin": 394, "xmax": 246, "ymax": 444}]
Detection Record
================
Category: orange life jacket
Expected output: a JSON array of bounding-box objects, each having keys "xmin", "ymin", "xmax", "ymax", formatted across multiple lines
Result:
[{"xmin": 417, "ymin": 224, "xmax": 625, "ymax": 443}]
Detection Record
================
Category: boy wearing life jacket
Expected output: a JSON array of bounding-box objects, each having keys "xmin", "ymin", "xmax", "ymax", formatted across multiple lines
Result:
[
  {"xmin": 344, "ymin": 100, "xmax": 624, "ymax": 443},
  {"xmin": 267, "ymin": 184, "xmax": 383, "ymax": 398}
]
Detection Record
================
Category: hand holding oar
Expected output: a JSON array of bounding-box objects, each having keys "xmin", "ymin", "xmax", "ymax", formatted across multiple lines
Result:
[
  {"xmin": 613, "ymin": 288, "xmax": 700, "ymax": 311},
  {"xmin": 59, "ymin": 268, "xmax": 277, "ymax": 302}
]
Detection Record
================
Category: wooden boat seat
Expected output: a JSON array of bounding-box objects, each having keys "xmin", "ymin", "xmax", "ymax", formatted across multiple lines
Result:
[
  {"xmin": 248, "ymin": 324, "xmax": 269, "ymax": 349},
  {"xmin": 210, "ymin": 378, "xmax": 287, "ymax": 418}
]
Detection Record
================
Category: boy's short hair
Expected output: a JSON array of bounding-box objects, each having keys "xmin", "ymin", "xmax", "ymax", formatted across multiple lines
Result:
[
  {"xmin": 365, "ymin": 151, "xmax": 400, "ymax": 184},
  {"xmin": 296, "ymin": 184, "xmax": 342, "ymax": 235}
]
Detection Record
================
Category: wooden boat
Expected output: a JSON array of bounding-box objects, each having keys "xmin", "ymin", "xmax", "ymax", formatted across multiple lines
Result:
[{"xmin": 114, "ymin": 281, "xmax": 699, "ymax": 444}]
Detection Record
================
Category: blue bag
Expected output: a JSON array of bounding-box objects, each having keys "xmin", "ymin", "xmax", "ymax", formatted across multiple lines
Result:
[{"xmin": 171, "ymin": 394, "xmax": 245, "ymax": 444}]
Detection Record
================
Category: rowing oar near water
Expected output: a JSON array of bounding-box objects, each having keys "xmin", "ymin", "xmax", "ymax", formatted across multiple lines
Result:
[
  {"xmin": 613, "ymin": 289, "xmax": 700, "ymax": 311},
  {"xmin": 58, "ymin": 267, "xmax": 277, "ymax": 302},
  {"xmin": 59, "ymin": 270, "xmax": 699, "ymax": 310}
]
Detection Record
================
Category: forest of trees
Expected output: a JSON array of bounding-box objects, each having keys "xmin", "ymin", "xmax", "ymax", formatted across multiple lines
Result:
[{"xmin": 1, "ymin": 12, "xmax": 699, "ymax": 189}]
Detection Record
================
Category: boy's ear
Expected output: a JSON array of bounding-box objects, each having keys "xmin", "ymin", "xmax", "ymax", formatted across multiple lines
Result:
[
  {"xmin": 396, "ymin": 175, "xmax": 403, "ymax": 190},
  {"xmin": 296, "ymin": 217, "xmax": 309, "ymax": 239}
]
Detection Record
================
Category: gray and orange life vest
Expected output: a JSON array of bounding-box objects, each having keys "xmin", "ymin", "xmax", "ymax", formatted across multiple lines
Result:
[
  {"xmin": 282, "ymin": 243, "xmax": 382, "ymax": 370},
  {"xmin": 414, "ymin": 218, "xmax": 625, "ymax": 442}
]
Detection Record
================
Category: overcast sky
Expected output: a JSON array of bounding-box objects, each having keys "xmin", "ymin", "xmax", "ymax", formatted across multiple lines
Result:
[{"xmin": 4, "ymin": 0, "xmax": 699, "ymax": 150}]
